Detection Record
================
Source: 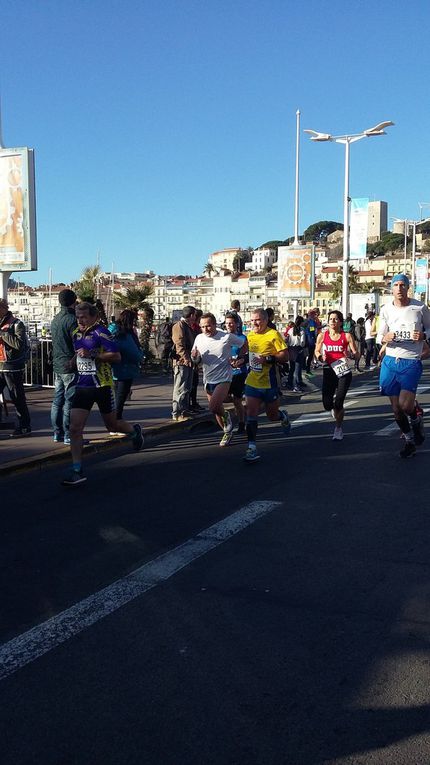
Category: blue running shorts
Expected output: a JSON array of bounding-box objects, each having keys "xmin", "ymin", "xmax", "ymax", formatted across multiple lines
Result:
[
  {"xmin": 245, "ymin": 384, "xmax": 279, "ymax": 403},
  {"xmin": 379, "ymin": 356, "xmax": 422, "ymax": 397}
]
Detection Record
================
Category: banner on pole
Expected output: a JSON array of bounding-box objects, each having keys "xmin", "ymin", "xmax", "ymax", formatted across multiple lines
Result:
[
  {"xmin": 415, "ymin": 257, "xmax": 428, "ymax": 294},
  {"xmin": 0, "ymin": 147, "xmax": 37, "ymax": 272},
  {"xmin": 277, "ymin": 245, "xmax": 314, "ymax": 299},
  {"xmin": 349, "ymin": 198, "xmax": 369, "ymax": 260}
]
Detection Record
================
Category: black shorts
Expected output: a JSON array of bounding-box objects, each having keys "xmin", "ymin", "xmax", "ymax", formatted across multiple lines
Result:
[
  {"xmin": 229, "ymin": 374, "xmax": 246, "ymax": 399},
  {"xmin": 72, "ymin": 386, "xmax": 115, "ymax": 414}
]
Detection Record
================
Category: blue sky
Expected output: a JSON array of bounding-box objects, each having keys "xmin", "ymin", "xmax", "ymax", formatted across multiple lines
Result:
[{"xmin": 2, "ymin": 0, "xmax": 430, "ymax": 285}]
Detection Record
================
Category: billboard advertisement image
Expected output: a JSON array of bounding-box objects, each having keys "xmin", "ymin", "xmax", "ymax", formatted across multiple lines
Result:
[
  {"xmin": 277, "ymin": 245, "xmax": 314, "ymax": 299},
  {"xmin": 0, "ymin": 147, "xmax": 37, "ymax": 272}
]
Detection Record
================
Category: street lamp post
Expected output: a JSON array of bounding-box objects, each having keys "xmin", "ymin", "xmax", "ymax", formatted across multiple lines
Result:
[{"xmin": 304, "ymin": 121, "xmax": 394, "ymax": 316}]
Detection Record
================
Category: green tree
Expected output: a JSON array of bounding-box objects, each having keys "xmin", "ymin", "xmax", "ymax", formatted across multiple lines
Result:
[
  {"xmin": 73, "ymin": 264, "xmax": 101, "ymax": 302},
  {"xmin": 330, "ymin": 266, "xmax": 364, "ymax": 301},
  {"xmin": 204, "ymin": 262, "xmax": 214, "ymax": 276},
  {"xmin": 303, "ymin": 221, "xmax": 343, "ymax": 242},
  {"xmin": 113, "ymin": 286, "xmax": 153, "ymax": 311}
]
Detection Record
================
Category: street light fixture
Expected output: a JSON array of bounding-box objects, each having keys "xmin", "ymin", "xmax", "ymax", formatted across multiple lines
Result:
[{"xmin": 304, "ymin": 120, "xmax": 394, "ymax": 316}]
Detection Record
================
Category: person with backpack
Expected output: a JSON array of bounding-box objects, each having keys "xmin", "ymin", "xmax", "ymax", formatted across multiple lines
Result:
[
  {"xmin": 0, "ymin": 297, "xmax": 32, "ymax": 436},
  {"xmin": 155, "ymin": 317, "xmax": 173, "ymax": 374},
  {"xmin": 354, "ymin": 317, "xmax": 365, "ymax": 371}
]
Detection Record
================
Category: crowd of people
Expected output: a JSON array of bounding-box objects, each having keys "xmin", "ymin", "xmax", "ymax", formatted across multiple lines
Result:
[{"xmin": 0, "ymin": 272, "xmax": 428, "ymax": 484}]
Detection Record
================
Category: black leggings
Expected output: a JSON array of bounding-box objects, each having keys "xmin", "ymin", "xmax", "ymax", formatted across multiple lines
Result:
[
  {"xmin": 114, "ymin": 379, "xmax": 133, "ymax": 419},
  {"xmin": 322, "ymin": 367, "xmax": 352, "ymax": 412}
]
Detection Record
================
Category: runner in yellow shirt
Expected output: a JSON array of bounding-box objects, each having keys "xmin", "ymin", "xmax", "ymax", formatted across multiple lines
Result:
[{"xmin": 244, "ymin": 308, "xmax": 290, "ymax": 463}]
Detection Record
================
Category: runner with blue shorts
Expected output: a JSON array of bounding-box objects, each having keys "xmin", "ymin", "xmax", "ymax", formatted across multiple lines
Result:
[{"xmin": 377, "ymin": 274, "xmax": 430, "ymax": 458}]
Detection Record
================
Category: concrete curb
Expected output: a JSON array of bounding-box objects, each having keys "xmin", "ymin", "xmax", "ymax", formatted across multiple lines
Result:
[{"xmin": 0, "ymin": 413, "xmax": 214, "ymax": 477}]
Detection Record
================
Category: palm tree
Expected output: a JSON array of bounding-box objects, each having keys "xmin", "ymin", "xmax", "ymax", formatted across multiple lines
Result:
[
  {"xmin": 113, "ymin": 286, "xmax": 153, "ymax": 311},
  {"xmin": 204, "ymin": 262, "xmax": 214, "ymax": 277},
  {"xmin": 73, "ymin": 264, "xmax": 102, "ymax": 302},
  {"xmin": 330, "ymin": 266, "xmax": 363, "ymax": 301}
]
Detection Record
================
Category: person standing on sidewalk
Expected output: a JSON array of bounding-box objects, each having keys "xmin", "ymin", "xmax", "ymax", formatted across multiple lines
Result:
[
  {"xmin": 50, "ymin": 289, "xmax": 78, "ymax": 444},
  {"xmin": 0, "ymin": 298, "xmax": 31, "ymax": 437},
  {"xmin": 171, "ymin": 306, "xmax": 198, "ymax": 421}
]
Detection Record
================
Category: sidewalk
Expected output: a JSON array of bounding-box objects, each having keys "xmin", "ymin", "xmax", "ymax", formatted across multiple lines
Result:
[{"xmin": 0, "ymin": 374, "xmax": 211, "ymax": 475}]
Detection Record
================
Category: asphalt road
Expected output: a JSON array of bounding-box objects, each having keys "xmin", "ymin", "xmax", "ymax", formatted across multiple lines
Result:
[{"xmin": 1, "ymin": 369, "xmax": 430, "ymax": 765}]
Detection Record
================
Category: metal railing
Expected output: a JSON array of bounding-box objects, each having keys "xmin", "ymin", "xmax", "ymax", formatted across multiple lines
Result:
[{"xmin": 24, "ymin": 338, "xmax": 54, "ymax": 388}]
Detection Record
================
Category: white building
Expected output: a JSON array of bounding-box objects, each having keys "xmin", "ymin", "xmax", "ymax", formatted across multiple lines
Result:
[{"xmin": 248, "ymin": 247, "xmax": 277, "ymax": 272}]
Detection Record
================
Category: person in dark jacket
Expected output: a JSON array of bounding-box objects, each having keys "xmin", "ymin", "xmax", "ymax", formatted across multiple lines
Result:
[
  {"xmin": 0, "ymin": 297, "xmax": 31, "ymax": 436},
  {"xmin": 50, "ymin": 289, "xmax": 77, "ymax": 443}
]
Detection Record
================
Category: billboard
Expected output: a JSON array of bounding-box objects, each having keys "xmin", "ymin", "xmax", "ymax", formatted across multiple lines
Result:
[
  {"xmin": 0, "ymin": 147, "xmax": 37, "ymax": 272},
  {"xmin": 415, "ymin": 256, "xmax": 428, "ymax": 294},
  {"xmin": 349, "ymin": 197, "xmax": 369, "ymax": 260},
  {"xmin": 277, "ymin": 245, "xmax": 314, "ymax": 299}
]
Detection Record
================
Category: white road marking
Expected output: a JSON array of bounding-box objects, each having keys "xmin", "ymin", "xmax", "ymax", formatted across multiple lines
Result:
[
  {"xmin": 0, "ymin": 500, "xmax": 282, "ymax": 681},
  {"xmin": 375, "ymin": 407, "xmax": 430, "ymax": 436},
  {"xmin": 292, "ymin": 400, "xmax": 358, "ymax": 429}
]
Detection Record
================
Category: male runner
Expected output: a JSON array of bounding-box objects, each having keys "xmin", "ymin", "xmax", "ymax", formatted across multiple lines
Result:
[
  {"xmin": 376, "ymin": 274, "xmax": 430, "ymax": 458},
  {"xmin": 244, "ymin": 308, "xmax": 290, "ymax": 463},
  {"xmin": 191, "ymin": 312, "xmax": 246, "ymax": 446},
  {"xmin": 62, "ymin": 302, "xmax": 143, "ymax": 485}
]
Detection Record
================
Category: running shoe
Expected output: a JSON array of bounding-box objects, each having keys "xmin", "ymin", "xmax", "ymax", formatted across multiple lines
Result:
[
  {"xmin": 304, "ymin": 371, "xmax": 315, "ymax": 378},
  {"xmin": 244, "ymin": 446, "xmax": 260, "ymax": 463},
  {"xmin": 332, "ymin": 426, "xmax": 343, "ymax": 441},
  {"xmin": 400, "ymin": 440, "xmax": 416, "ymax": 458},
  {"xmin": 219, "ymin": 430, "xmax": 234, "ymax": 447},
  {"xmin": 411, "ymin": 416, "xmax": 425, "ymax": 446},
  {"xmin": 132, "ymin": 423, "xmax": 144, "ymax": 451},
  {"xmin": 280, "ymin": 410, "xmax": 291, "ymax": 435},
  {"xmin": 53, "ymin": 433, "xmax": 64, "ymax": 443},
  {"xmin": 63, "ymin": 436, "xmax": 71, "ymax": 446},
  {"xmin": 61, "ymin": 469, "xmax": 87, "ymax": 486},
  {"xmin": 414, "ymin": 401, "xmax": 424, "ymax": 418},
  {"xmin": 10, "ymin": 426, "xmax": 31, "ymax": 437}
]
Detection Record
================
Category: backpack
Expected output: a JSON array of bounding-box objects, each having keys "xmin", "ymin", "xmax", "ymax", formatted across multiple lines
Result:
[
  {"xmin": 156, "ymin": 322, "xmax": 173, "ymax": 347},
  {"xmin": 14, "ymin": 320, "xmax": 31, "ymax": 362}
]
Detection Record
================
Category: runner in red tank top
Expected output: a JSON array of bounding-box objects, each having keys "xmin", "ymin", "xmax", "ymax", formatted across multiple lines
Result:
[{"xmin": 315, "ymin": 310, "xmax": 359, "ymax": 441}]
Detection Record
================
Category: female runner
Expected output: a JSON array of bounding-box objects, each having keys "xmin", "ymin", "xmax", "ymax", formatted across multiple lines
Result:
[{"xmin": 315, "ymin": 310, "xmax": 358, "ymax": 440}]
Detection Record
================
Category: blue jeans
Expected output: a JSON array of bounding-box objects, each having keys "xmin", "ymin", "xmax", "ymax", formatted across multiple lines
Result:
[{"xmin": 50, "ymin": 373, "xmax": 76, "ymax": 438}]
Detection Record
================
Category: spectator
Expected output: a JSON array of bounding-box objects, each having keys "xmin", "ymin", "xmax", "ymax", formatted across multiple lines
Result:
[
  {"xmin": 354, "ymin": 317, "xmax": 366, "ymax": 371},
  {"xmin": 0, "ymin": 297, "xmax": 31, "ymax": 437},
  {"xmin": 171, "ymin": 305, "xmax": 198, "ymax": 420},
  {"xmin": 303, "ymin": 308, "xmax": 319, "ymax": 375},
  {"xmin": 50, "ymin": 288, "xmax": 78, "ymax": 444},
  {"xmin": 286, "ymin": 315, "xmax": 306, "ymax": 392},
  {"xmin": 155, "ymin": 317, "xmax": 174, "ymax": 375},
  {"xmin": 364, "ymin": 311, "xmax": 376, "ymax": 369},
  {"xmin": 111, "ymin": 309, "xmax": 145, "ymax": 420},
  {"xmin": 190, "ymin": 309, "xmax": 204, "ymax": 411}
]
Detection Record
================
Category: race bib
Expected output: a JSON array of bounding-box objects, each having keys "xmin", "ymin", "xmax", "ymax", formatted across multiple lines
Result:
[
  {"xmin": 249, "ymin": 352, "xmax": 263, "ymax": 372},
  {"xmin": 395, "ymin": 323, "xmax": 415, "ymax": 342},
  {"xmin": 331, "ymin": 358, "xmax": 352, "ymax": 378},
  {"xmin": 76, "ymin": 356, "xmax": 97, "ymax": 373}
]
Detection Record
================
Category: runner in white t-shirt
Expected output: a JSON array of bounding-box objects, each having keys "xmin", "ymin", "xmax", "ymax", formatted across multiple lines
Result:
[
  {"xmin": 191, "ymin": 312, "xmax": 246, "ymax": 447},
  {"xmin": 376, "ymin": 273, "xmax": 430, "ymax": 457}
]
